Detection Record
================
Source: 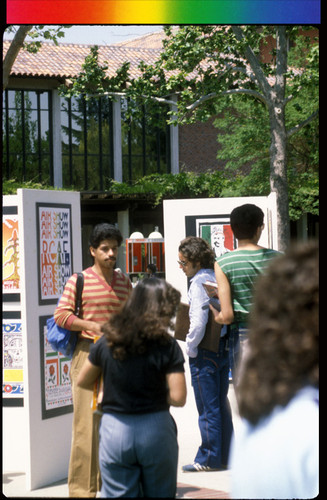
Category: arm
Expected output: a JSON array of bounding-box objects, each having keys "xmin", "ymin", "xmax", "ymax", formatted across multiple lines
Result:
[
  {"xmin": 210, "ymin": 261, "xmax": 234, "ymax": 325},
  {"xmin": 166, "ymin": 372, "xmax": 187, "ymax": 407},
  {"xmin": 73, "ymin": 273, "xmax": 132, "ymax": 336},
  {"xmin": 54, "ymin": 274, "xmax": 103, "ymax": 336},
  {"xmin": 69, "ymin": 317, "xmax": 103, "ymax": 336},
  {"xmin": 185, "ymin": 276, "xmax": 211, "ymax": 358},
  {"xmin": 77, "ymin": 358, "xmax": 102, "ymax": 390}
]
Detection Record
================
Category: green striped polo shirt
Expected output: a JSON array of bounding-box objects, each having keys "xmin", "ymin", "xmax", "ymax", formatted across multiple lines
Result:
[{"xmin": 217, "ymin": 248, "xmax": 280, "ymax": 324}]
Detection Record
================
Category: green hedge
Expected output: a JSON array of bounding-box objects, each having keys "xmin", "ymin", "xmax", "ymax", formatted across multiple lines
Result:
[{"xmin": 3, "ymin": 170, "xmax": 318, "ymax": 221}]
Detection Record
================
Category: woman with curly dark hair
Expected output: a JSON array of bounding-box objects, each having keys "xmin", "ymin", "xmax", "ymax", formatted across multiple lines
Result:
[
  {"xmin": 230, "ymin": 241, "xmax": 319, "ymax": 499},
  {"xmin": 77, "ymin": 278, "xmax": 186, "ymax": 498}
]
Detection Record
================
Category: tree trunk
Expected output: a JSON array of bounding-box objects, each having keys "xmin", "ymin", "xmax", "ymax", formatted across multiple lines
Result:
[
  {"xmin": 3, "ymin": 25, "xmax": 33, "ymax": 89},
  {"xmin": 232, "ymin": 25, "xmax": 291, "ymax": 250},
  {"xmin": 268, "ymin": 26, "xmax": 290, "ymax": 251},
  {"xmin": 268, "ymin": 104, "xmax": 290, "ymax": 251}
]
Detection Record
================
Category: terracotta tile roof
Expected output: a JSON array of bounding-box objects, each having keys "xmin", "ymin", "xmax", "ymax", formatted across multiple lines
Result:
[
  {"xmin": 3, "ymin": 34, "xmax": 298, "ymax": 88},
  {"xmin": 3, "ymin": 40, "xmax": 162, "ymax": 80},
  {"xmin": 113, "ymin": 27, "xmax": 178, "ymax": 49}
]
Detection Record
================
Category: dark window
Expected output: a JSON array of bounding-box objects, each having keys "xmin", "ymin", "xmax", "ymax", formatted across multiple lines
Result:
[
  {"xmin": 61, "ymin": 95, "xmax": 114, "ymax": 191},
  {"xmin": 121, "ymin": 98, "xmax": 170, "ymax": 183},
  {"xmin": 3, "ymin": 91, "xmax": 170, "ymax": 189},
  {"xmin": 2, "ymin": 89, "xmax": 53, "ymax": 184}
]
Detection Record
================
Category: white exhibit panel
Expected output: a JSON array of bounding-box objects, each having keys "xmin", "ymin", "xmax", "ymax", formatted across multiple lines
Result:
[
  {"xmin": 3, "ymin": 195, "xmax": 27, "ymax": 472},
  {"xmin": 3, "ymin": 189, "xmax": 83, "ymax": 491},
  {"xmin": 163, "ymin": 193, "xmax": 278, "ymax": 301}
]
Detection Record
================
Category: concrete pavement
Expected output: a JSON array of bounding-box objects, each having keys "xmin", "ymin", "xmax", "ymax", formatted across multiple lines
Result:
[{"xmin": 3, "ymin": 341, "xmax": 240, "ymax": 498}]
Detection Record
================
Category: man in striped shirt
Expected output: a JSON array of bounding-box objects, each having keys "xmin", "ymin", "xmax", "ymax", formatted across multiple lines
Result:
[
  {"xmin": 210, "ymin": 204, "xmax": 280, "ymax": 385},
  {"xmin": 54, "ymin": 223, "xmax": 132, "ymax": 497}
]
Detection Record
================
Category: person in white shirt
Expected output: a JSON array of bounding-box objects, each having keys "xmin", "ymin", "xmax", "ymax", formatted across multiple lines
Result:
[{"xmin": 178, "ymin": 236, "xmax": 234, "ymax": 472}]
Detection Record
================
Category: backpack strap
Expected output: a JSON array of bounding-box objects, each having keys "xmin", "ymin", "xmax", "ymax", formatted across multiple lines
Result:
[{"xmin": 74, "ymin": 272, "xmax": 84, "ymax": 317}]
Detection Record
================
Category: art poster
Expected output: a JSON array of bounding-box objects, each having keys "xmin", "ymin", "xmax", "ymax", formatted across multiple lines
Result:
[
  {"xmin": 40, "ymin": 316, "xmax": 73, "ymax": 419},
  {"xmin": 3, "ymin": 212, "xmax": 20, "ymax": 293},
  {"xmin": 2, "ymin": 318, "xmax": 24, "ymax": 400},
  {"xmin": 36, "ymin": 203, "xmax": 73, "ymax": 305},
  {"xmin": 185, "ymin": 214, "xmax": 236, "ymax": 258}
]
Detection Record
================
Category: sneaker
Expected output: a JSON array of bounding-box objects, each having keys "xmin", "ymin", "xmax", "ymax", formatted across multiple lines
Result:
[{"xmin": 182, "ymin": 463, "xmax": 221, "ymax": 472}]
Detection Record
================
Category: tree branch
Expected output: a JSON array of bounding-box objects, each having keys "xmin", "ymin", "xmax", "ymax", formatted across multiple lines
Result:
[
  {"xmin": 3, "ymin": 25, "xmax": 33, "ymax": 89},
  {"xmin": 186, "ymin": 92, "xmax": 217, "ymax": 111},
  {"xmin": 287, "ymin": 110, "xmax": 319, "ymax": 138},
  {"xmin": 88, "ymin": 91, "xmax": 177, "ymax": 106},
  {"xmin": 275, "ymin": 26, "xmax": 288, "ymax": 98},
  {"xmin": 186, "ymin": 87, "xmax": 267, "ymax": 111},
  {"xmin": 232, "ymin": 26, "xmax": 273, "ymax": 100},
  {"xmin": 221, "ymin": 88, "xmax": 268, "ymax": 105}
]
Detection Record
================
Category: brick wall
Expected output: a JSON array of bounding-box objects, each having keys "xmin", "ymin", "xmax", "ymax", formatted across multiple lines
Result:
[{"xmin": 179, "ymin": 116, "xmax": 226, "ymax": 173}]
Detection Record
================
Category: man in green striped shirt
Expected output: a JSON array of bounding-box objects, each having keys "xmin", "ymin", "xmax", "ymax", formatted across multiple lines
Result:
[{"xmin": 210, "ymin": 204, "xmax": 280, "ymax": 384}]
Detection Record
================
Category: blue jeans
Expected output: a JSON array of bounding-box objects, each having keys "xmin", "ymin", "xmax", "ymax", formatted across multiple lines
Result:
[
  {"xmin": 228, "ymin": 323, "xmax": 248, "ymax": 385},
  {"xmin": 189, "ymin": 336, "xmax": 234, "ymax": 468},
  {"xmin": 99, "ymin": 410, "xmax": 178, "ymax": 498}
]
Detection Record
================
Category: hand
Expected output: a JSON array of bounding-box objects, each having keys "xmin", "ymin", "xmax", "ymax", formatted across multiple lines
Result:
[
  {"xmin": 71, "ymin": 318, "xmax": 103, "ymax": 335},
  {"xmin": 86, "ymin": 322, "xmax": 103, "ymax": 336},
  {"xmin": 209, "ymin": 303, "xmax": 234, "ymax": 325},
  {"xmin": 209, "ymin": 303, "xmax": 222, "ymax": 323}
]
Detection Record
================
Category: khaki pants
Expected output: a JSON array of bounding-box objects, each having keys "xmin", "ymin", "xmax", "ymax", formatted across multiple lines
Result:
[{"xmin": 68, "ymin": 340, "xmax": 102, "ymax": 497}]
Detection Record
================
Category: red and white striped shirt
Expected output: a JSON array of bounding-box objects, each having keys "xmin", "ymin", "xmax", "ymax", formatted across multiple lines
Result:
[{"xmin": 54, "ymin": 267, "xmax": 132, "ymax": 339}]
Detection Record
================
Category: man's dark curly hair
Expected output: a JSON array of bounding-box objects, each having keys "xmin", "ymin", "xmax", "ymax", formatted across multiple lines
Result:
[
  {"xmin": 89, "ymin": 223, "xmax": 123, "ymax": 248},
  {"xmin": 179, "ymin": 236, "xmax": 215, "ymax": 269},
  {"xmin": 236, "ymin": 240, "xmax": 319, "ymax": 426},
  {"xmin": 101, "ymin": 278, "xmax": 181, "ymax": 360}
]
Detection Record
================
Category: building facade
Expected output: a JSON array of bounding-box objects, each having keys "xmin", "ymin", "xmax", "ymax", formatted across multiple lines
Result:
[
  {"xmin": 2, "ymin": 29, "xmax": 319, "ymax": 271},
  {"xmin": 2, "ymin": 33, "xmax": 225, "ymax": 272}
]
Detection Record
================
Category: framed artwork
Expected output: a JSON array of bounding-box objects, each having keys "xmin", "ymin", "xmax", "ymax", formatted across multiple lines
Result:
[
  {"xmin": 2, "ymin": 311, "xmax": 24, "ymax": 406},
  {"xmin": 36, "ymin": 203, "xmax": 73, "ymax": 305},
  {"xmin": 185, "ymin": 214, "xmax": 237, "ymax": 257},
  {"xmin": 3, "ymin": 206, "xmax": 20, "ymax": 302},
  {"xmin": 39, "ymin": 316, "xmax": 73, "ymax": 419}
]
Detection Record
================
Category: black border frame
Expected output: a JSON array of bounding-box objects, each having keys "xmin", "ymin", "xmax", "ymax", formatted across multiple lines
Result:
[
  {"xmin": 3, "ymin": 205, "xmax": 20, "ymax": 302},
  {"xmin": 2, "ymin": 310, "xmax": 24, "ymax": 407},
  {"xmin": 39, "ymin": 315, "xmax": 74, "ymax": 420},
  {"xmin": 36, "ymin": 202, "xmax": 73, "ymax": 306}
]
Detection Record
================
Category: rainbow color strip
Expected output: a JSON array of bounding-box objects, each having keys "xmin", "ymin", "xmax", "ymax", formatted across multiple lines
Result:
[{"xmin": 6, "ymin": 0, "xmax": 320, "ymax": 24}]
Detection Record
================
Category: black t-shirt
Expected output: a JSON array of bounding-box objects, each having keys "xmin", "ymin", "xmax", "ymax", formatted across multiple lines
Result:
[{"xmin": 88, "ymin": 335, "xmax": 185, "ymax": 414}]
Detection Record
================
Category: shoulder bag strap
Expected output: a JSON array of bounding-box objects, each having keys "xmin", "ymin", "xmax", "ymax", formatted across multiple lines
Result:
[{"xmin": 74, "ymin": 272, "xmax": 84, "ymax": 316}]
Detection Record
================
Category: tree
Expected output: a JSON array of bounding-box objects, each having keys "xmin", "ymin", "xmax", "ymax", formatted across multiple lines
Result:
[
  {"xmin": 126, "ymin": 25, "xmax": 318, "ymax": 250},
  {"xmin": 44, "ymin": 26, "xmax": 318, "ymax": 250},
  {"xmin": 3, "ymin": 25, "xmax": 69, "ymax": 89},
  {"xmin": 211, "ymin": 69, "xmax": 318, "ymax": 220}
]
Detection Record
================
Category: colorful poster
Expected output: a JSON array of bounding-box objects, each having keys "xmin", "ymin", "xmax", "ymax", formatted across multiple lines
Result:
[
  {"xmin": 40, "ymin": 316, "xmax": 73, "ymax": 419},
  {"xmin": 185, "ymin": 214, "xmax": 237, "ymax": 257},
  {"xmin": 3, "ymin": 212, "xmax": 20, "ymax": 293},
  {"xmin": 36, "ymin": 203, "xmax": 73, "ymax": 305},
  {"xmin": 2, "ymin": 318, "xmax": 24, "ymax": 399}
]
